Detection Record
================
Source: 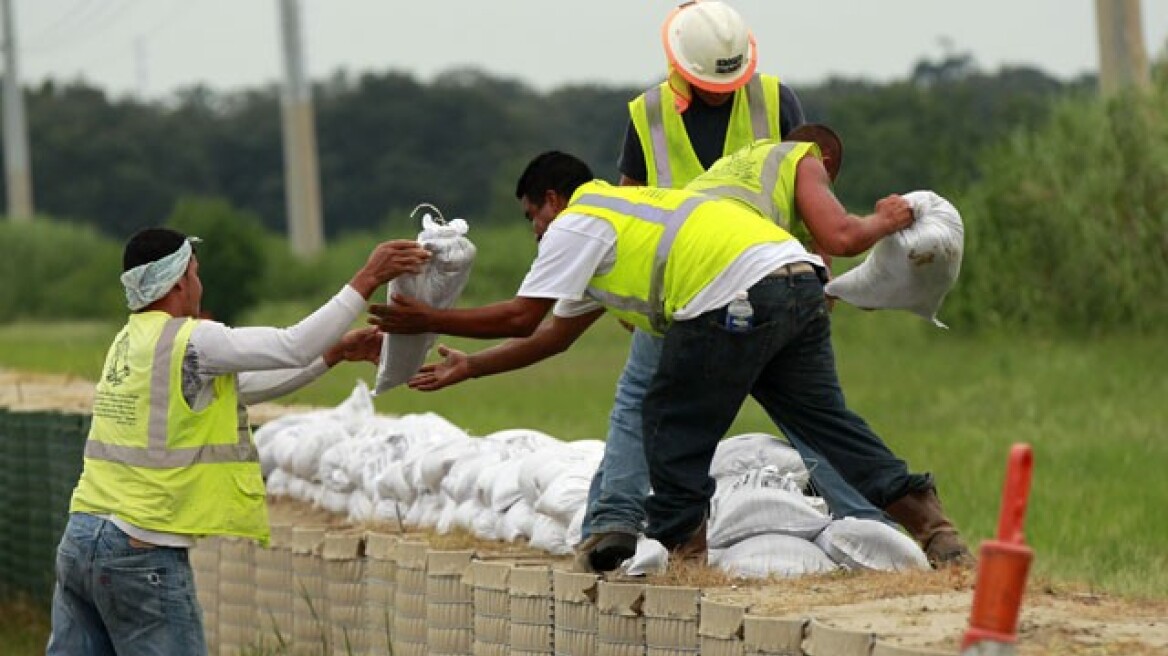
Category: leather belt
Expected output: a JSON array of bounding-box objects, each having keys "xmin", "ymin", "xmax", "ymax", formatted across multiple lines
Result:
[{"xmin": 767, "ymin": 262, "xmax": 817, "ymax": 277}]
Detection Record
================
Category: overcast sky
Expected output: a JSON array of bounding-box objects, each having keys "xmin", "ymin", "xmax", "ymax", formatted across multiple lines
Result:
[{"xmin": 11, "ymin": 0, "xmax": 1168, "ymax": 99}]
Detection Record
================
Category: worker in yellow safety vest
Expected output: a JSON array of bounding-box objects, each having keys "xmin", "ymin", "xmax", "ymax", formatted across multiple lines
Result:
[
  {"xmin": 370, "ymin": 150, "xmax": 973, "ymax": 570},
  {"xmin": 566, "ymin": 0, "xmax": 883, "ymax": 574},
  {"xmin": 619, "ymin": 0, "xmax": 803, "ymax": 189},
  {"xmin": 47, "ymin": 227, "xmax": 429, "ymax": 656}
]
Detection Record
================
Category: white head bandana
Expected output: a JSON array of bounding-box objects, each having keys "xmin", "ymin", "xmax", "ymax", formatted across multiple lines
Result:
[{"xmin": 120, "ymin": 239, "xmax": 195, "ymax": 311}]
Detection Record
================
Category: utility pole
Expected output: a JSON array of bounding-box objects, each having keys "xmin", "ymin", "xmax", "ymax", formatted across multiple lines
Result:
[
  {"xmin": 1095, "ymin": 0, "xmax": 1150, "ymax": 96},
  {"xmin": 135, "ymin": 36, "xmax": 149, "ymax": 99},
  {"xmin": 277, "ymin": 0, "xmax": 324, "ymax": 256},
  {"xmin": 1, "ymin": 0, "xmax": 33, "ymax": 221}
]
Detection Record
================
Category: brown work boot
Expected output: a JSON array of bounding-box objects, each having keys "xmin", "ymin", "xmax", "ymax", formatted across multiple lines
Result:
[
  {"xmin": 572, "ymin": 534, "xmax": 604, "ymax": 573},
  {"xmin": 573, "ymin": 532, "xmax": 638, "ymax": 573},
  {"xmin": 669, "ymin": 519, "xmax": 709, "ymax": 566},
  {"xmin": 884, "ymin": 485, "xmax": 975, "ymax": 568}
]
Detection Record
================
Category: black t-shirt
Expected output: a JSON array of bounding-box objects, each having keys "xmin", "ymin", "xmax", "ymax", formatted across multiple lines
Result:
[{"xmin": 617, "ymin": 82, "xmax": 806, "ymax": 183}]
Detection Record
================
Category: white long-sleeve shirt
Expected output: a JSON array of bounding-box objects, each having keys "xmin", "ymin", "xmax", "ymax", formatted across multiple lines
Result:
[{"xmin": 182, "ymin": 284, "xmax": 366, "ymax": 409}]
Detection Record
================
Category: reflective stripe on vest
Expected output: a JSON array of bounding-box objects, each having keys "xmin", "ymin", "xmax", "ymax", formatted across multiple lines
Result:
[
  {"xmin": 575, "ymin": 193, "xmax": 707, "ymax": 333},
  {"xmin": 84, "ymin": 317, "xmax": 254, "ymax": 468},
  {"xmin": 643, "ymin": 74, "xmax": 773, "ymax": 189},
  {"xmin": 695, "ymin": 141, "xmax": 800, "ymax": 227}
]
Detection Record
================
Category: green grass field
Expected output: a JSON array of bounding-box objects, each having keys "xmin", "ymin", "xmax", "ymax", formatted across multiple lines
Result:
[{"xmin": 2, "ymin": 306, "xmax": 1165, "ymax": 650}]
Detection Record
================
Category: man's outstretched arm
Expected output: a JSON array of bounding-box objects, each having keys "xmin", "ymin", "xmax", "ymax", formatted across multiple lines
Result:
[
  {"xmin": 408, "ymin": 309, "xmax": 606, "ymax": 391},
  {"xmin": 369, "ymin": 294, "xmax": 555, "ymax": 339}
]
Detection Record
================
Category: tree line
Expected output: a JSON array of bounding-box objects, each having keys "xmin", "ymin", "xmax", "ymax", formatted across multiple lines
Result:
[
  {"xmin": 7, "ymin": 54, "xmax": 1087, "ymax": 239},
  {"xmin": 7, "ymin": 55, "xmax": 1164, "ymax": 334}
]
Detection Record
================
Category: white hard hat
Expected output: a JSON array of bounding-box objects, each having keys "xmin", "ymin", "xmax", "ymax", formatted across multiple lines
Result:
[{"xmin": 662, "ymin": 1, "xmax": 757, "ymax": 93}]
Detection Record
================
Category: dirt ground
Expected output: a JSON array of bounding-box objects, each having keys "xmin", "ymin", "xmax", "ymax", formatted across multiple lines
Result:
[
  {"xmin": 0, "ymin": 367, "xmax": 313, "ymax": 425},
  {"xmin": 5, "ymin": 368, "xmax": 1166, "ymax": 654}
]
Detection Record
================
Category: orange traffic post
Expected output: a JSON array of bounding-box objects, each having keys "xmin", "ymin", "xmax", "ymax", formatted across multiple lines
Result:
[{"xmin": 961, "ymin": 443, "xmax": 1034, "ymax": 655}]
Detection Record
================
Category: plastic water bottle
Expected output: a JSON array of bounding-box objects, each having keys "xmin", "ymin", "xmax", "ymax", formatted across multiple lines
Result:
[{"xmin": 724, "ymin": 291, "xmax": 753, "ymax": 333}]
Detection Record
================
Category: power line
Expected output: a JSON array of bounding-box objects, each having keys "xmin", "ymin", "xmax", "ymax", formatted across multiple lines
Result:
[{"xmin": 22, "ymin": 0, "xmax": 140, "ymax": 56}]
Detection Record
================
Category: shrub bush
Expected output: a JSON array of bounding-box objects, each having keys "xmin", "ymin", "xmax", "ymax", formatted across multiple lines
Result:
[
  {"xmin": 0, "ymin": 219, "xmax": 122, "ymax": 321},
  {"xmin": 945, "ymin": 81, "xmax": 1168, "ymax": 334}
]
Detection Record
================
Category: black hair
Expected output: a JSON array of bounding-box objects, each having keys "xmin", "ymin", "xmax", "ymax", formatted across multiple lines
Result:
[
  {"xmin": 514, "ymin": 151, "xmax": 594, "ymax": 207},
  {"xmin": 122, "ymin": 227, "xmax": 194, "ymax": 272},
  {"xmin": 786, "ymin": 123, "xmax": 843, "ymax": 178}
]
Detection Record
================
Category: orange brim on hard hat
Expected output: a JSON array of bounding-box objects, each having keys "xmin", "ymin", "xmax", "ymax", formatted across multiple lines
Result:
[{"xmin": 661, "ymin": 3, "xmax": 757, "ymax": 94}]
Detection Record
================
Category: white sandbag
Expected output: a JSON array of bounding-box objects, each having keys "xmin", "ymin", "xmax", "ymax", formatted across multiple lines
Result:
[
  {"xmin": 375, "ymin": 206, "xmax": 476, "ymax": 393},
  {"xmin": 624, "ymin": 536, "xmax": 669, "ymax": 576},
  {"xmin": 813, "ymin": 517, "xmax": 930, "ymax": 572},
  {"xmin": 453, "ymin": 498, "xmax": 481, "ymax": 532},
  {"xmin": 716, "ymin": 534, "xmax": 838, "ymax": 579},
  {"xmin": 482, "ymin": 428, "xmax": 562, "ymax": 452},
  {"xmin": 284, "ymin": 419, "xmax": 350, "ymax": 482},
  {"xmin": 254, "ymin": 412, "xmax": 323, "ymax": 477},
  {"xmin": 471, "ymin": 503, "xmax": 502, "ymax": 541},
  {"xmin": 417, "ymin": 435, "xmax": 474, "ymax": 493},
  {"xmin": 517, "ymin": 447, "xmax": 573, "ymax": 504},
  {"xmin": 436, "ymin": 498, "xmax": 461, "ymax": 534},
  {"xmin": 528, "ymin": 515, "xmax": 572, "ymax": 556},
  {"xmin": 534, "ymin": 464, "xmax": 594, "ymax": 525},
  {"xmin": 375, "ymin": 461, "xmax": 415, "ymax": 505},
  {"xmin": 484, "ymin": 459, "xmax": 525, "ymax": 513},
  {"xmin": 715, "ymin": 464, "xmax": 806, "ymax": 498},
  {"xmin": 443, "ymin": 448, "xmax": 504, "ymax": 503},
  {"xmin": 265, "ymin": 468, "xmax": 291, "ymax": 497},
  {"xmin": 318, "ymin": 435, "xmax": 382, "ymax": 494},
  {"xmin": 285, "ymin": 475, "xmax": 310, "ymax": 502},
  {"xmin": 405, "ymin": 493, "xmax": 443, "ymax": 528},
  {"xmin": 347, "ymin": 491, "xmax": 374, "ymax": 523},
  {"xmin": 317, "ymin": 488, "xmax": 349, "ymax": 514},
  {"xmin": 500, "ymin": 499, "xmax": 536, "ymax": 542},
  {"xmin": 708, "ymin": 486, "xmax": 831, "ymax": 548},
  {"xmin": 711, "ymin": 433, "xmax": 809, "ymax": 487},
  {"xmin": 328, "ymin": 379, "xmax": 375, "ymax": 436},
  {"xmin": 564, "ymin": 505, "xmax": 586, "ymax": 548},
  {"xmin": 825, "ymin": 190, "xmax": 964, "ymax": 328}
]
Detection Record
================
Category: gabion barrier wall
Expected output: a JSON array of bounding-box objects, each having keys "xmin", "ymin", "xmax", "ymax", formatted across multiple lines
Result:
[
  {"xmin": 191, "ymin": 530, "xmax": 957, "ymax": 656},
  {"xmin": 0, "ymin": 410, "xmax": 87, "ymax": 602}
]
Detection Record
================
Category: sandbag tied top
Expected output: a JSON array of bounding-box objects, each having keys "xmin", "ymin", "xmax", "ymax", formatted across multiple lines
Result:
[{"xmin": 375, "ymin": 204, "xmax": 477, "ymax": 393}]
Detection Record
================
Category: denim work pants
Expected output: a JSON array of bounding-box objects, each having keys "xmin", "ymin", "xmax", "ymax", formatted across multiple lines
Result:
[
  {"xmin": 642, "ymin": 270, "xmax": 930, "ymax": 548},
  {"xmin": 47, "ymin": 513, "xmax": 207, "ymax": 656},
  {"xmin": 581, "ymin": 328, "xmax": 660, "ymax": 539},
  {"xmin": 582, "ymin": 325, "xmax": 887, "ymax": 541}
]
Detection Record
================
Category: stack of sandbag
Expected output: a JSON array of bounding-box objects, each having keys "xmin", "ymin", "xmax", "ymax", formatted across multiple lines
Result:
[
  {"xmin": 707, "ymin": 466, "xmax": 838, "ymax": 578},
  {"xmin": 825, "ymin": 190, "xmax": 964, "ymax": 328},
  {"xmin": 375, "ymin": 205, "xmax": 477, "ymax": 393},
  {"xmin": 256, "ymin": 382, "xmax": 603, "ymax": 556},
  {"xmin": 256, "ymin": 386, "xmax": 926, "ymax": 575},
  {"xmin": 618, "ymin": 433, "xmax": 821, "ymax": 576}
]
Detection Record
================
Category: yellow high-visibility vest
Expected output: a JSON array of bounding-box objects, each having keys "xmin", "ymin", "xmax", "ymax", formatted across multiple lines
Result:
[
  {"xmin": 628, "ymin": 74, "xmax": 782, "ymax": 188},
  {"xmin": 72, "ymin": 312, "xmax": 270, "ymax": 544},
  {"xmin": 687, "ymin": 139, "xmax": 820, "ymax": 239},
  {"xmin": 565, "ymin": 181, "xmax": 794, "ymax": 335}
]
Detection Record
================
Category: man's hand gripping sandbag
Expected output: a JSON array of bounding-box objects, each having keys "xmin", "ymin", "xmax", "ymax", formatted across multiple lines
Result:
[
  {"xmin": 375, "ymin": 204, "xmax": 476, "ymax": 393},
  {"xmin": 824, "ymin": 190, "xmax": 964, "ymax": 328}
]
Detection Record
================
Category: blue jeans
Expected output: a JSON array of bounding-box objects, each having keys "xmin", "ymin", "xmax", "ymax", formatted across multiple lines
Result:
[
  {"xmin": 642, "ymin": 271, "xmax": 930, "ymax": 548},
  {"xmin": 581, "ymin": 323, "xmax": 886, "ymax": 541},
  {"xmin": 47, "ymin": 513, "xmax": 207, "ymax": 656},
  {"xmin": 582, "ymin": 329, "xmax": 660, "ymax": 538}
]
